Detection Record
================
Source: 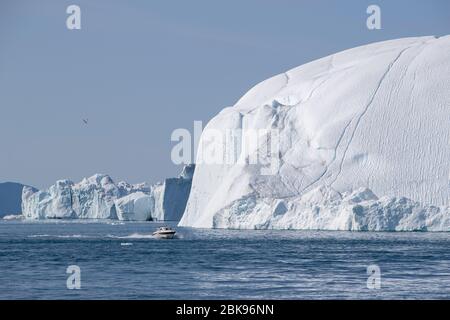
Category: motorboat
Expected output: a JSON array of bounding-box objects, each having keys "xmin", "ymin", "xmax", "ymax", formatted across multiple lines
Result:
[{"xmin": 152, "ymin": 226, "xmax": 176, "ymax": 239}]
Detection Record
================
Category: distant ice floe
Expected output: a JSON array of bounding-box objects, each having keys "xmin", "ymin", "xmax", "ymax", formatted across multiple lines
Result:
[{"xmin": 2, "ymin": 214, "xmax": 23, "ymax": 220}]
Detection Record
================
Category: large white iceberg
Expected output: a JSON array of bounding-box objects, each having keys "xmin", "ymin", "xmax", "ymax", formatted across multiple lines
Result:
[{"xmin": 179, "ymin": 36, "xmax": 450, "ymax": 230}]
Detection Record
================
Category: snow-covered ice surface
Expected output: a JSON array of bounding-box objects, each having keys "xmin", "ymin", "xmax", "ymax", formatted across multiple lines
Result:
[{"xmin": 180, "ymin": 36, "xmax": 450, "ymax": 231}]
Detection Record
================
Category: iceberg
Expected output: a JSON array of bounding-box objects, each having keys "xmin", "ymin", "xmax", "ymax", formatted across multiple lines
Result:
[
  {"xmin": 21, "ymin": 165, "xmax": 195, "ymax": 221},
  {"xmin": 22, "ymin": 175, "xmax": 130, "ymax": 220},
  {"xmin": 149, "ymin": 164, "xmax": 195, "ymax": 221},
  {"xmin": 179, "ymin": 36, "xmax": 450, "ymax": 231},
  {"xmin": 22, "ymin": 180, "xmax": 76, "ymax": 219},
  {"xmin": 115, "ymin": 192, "xmax": 152, "ymax": 221},
  {"xmin": 71, "ymin": 174, "xmax": 122, "ymax": 219}
]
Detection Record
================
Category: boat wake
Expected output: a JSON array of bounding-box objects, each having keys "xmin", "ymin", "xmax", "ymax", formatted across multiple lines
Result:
[
  {"xmin": 28, "ymin": 234, "xmax": 90, "ymax": 239},
  {"xmin": 107, "ymin": 233, "xmax": 156, "ymax": 239}
]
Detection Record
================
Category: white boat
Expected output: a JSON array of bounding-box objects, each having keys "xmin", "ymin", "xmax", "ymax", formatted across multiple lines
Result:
[{"xmin": 152, "ymin": 226, "xmax": 176, "ymax": 239}]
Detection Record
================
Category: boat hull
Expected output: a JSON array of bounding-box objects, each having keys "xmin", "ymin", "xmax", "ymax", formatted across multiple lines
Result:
[{"xmin": 153, "ymin": 232, "xmax": 176, "ymax": 239}]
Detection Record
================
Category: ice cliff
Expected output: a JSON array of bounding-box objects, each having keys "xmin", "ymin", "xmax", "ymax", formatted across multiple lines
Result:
[
  {"xmin": 149, "ymin": 164, "xmax": 195, "ymax": 221},
  {"xmin": 179, "ymin": 36, "xmax": 450, "ymax": 231},
  {"xmin": 22, "ymin": 165, "xmax": 195, "ymax": 221}
]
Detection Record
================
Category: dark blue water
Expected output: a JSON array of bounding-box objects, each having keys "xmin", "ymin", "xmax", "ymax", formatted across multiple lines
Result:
[{"xmin": 0, "ymin": 220, "xmax": 449, "ymax": 299}]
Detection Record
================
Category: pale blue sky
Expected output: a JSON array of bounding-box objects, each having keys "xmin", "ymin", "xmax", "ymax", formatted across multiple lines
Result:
[{"xmin": 0, "ymin": 0, "xmax": 449, "ymax": 188}]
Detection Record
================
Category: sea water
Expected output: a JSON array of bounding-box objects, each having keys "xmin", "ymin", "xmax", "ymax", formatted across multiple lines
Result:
[{"xmin": 0, "ymin": 220, "xmax": 449, "ymax": 299}]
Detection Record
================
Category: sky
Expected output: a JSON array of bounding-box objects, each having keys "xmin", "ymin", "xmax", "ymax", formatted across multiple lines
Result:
[{"xmin": 0, "ymin": 0, "xmax": 449, "ymax": 189}]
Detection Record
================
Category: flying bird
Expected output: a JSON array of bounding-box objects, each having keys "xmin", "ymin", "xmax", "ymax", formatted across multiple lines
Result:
[{"xmin": 82, "ymin": 118, "xmax": 88, "ymax": 125}]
